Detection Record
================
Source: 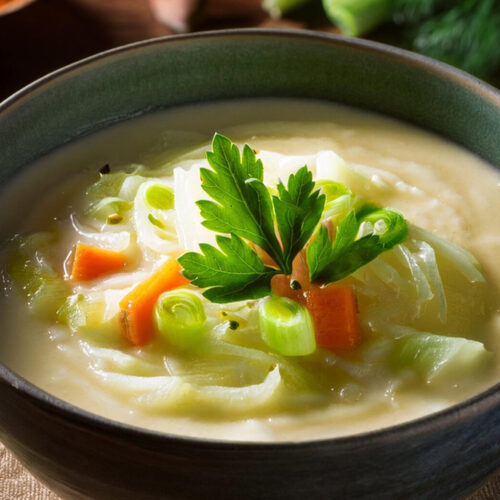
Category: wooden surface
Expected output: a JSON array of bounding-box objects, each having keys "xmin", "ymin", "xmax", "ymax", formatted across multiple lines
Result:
[{"xmin": 0, "ymin": 1, "xmax": 499, "ymax": 499}]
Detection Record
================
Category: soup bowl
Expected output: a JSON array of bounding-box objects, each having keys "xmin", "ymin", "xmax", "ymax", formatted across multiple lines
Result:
[{"xmin": 0, "ymin": 29, "xmax": 499, "ymax": 500}]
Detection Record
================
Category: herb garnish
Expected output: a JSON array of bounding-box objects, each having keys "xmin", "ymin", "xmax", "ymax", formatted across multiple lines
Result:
[
  {"xmin": 178, "ymin": 134, "xmax": 408, "ymax": 303},
  {"xmin": 307, "ymin": 208, "xmax": 408, "ymax": 283}
]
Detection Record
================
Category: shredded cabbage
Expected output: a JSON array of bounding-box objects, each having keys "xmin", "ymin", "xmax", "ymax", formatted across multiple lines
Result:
[{"xmin": 5, "ymin": 143, "xmax": 493, "ymax": 419}]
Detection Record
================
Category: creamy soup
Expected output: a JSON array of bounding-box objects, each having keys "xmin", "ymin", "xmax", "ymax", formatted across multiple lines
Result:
[{"xmin": 0, "ymin": 99, "xmax": 499, "ymax": 442}]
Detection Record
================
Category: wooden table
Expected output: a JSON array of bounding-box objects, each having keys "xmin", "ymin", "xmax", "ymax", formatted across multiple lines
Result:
[{"xmin": 0, "ymin": 1, "xmax": 499, "ymax": 498}]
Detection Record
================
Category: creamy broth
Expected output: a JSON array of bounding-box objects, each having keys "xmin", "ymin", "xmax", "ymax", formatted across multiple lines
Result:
[{"xmin": 0, "ymin": 99, "xmax": 499, "ymax": 441}]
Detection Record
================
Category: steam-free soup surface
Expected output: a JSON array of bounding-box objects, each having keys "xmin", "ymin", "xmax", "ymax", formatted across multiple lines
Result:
[{"xmin": 0, "ymin": 99, "xmax": 499, "ymax": 441}]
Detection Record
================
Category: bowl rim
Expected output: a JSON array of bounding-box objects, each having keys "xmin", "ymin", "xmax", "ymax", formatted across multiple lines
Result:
[{"xmin": 1, "ymin": 28, "xmax": 499, "ymax": 449}]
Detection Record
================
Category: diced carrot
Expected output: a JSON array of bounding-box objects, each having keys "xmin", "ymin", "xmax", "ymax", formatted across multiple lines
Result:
[
  {"xmin": 304, "ymin": 285, "xmax": 361, "ymax": 351},
  {"xmin": 71, "ymin": 243, "xmax": 128, "ymax": 281},
  {"xmin": 271, "ymin": 274, "xmax": 305, "ymax": 305},
  {"xmin": 119, "ymin": 259, "xmax": 190, "ymax": 346}
]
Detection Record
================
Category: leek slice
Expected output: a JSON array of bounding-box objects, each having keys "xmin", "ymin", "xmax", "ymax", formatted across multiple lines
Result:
[
  {"xmin": 69, "ymin": 214, "xmax": 132, "ymax": 252},
  {"xmin": 154, "ymin": 290, "xmax": 207, "ymax": 350},
  {"xmin": 144, "ymin": 184, "xmax": 174, "ymax": 210},
  {"xmin": 259, "ymin": 297, "xmax": 316, "ymax": 356},
  {"xmin": 85, "ymin": 197, "xmax": 131, "ymax": 223},
  {"xmin": 392, "ymin": 332, "xmax": 492, "ymax": 384},
  {"xmin": 134, "ymin": 180, "xmax": 178, "ymax": 255}
]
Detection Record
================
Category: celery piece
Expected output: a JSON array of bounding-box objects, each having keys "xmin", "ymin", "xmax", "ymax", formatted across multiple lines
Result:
[
  {"xmin": 28, "ymin": 278, "xmax": 69, "ymax": 320},
  {"xmin": 259, "ymin": 296, "xmax": 316, "ymax": 356},
  {"xmin": 8, "ymin": 253, "xmax": 45, "ymax": 298},
  {"xmin": 322, "ymin": 0, "xmax": 392, "ymax": 36},
  {"xmin": 392, "ymin": 332, "xmax": 492, "ymax": 384},
  {"xmin": 154, "ymin": 291, "xmax": 207, "ymax": 350},
  {"xmin": 8, "ymin": 236, "xmax": 69, "ymax": 320}
]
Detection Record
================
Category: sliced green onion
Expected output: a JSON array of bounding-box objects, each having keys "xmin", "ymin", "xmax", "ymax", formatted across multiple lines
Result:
[
  {"xmin": 259, "ymin": 296, "xmax": 316, "ymax": 356},
  {"xmin": 322, "ymin": 0, "xmax": 392, "ymax": 36},
  {"xmin": 154, "ymin": 291, "xmax": 206, "ymax": 350},
  {"xmin": 144, "ymin": 184, "xmax": 174, "ymax": 210}
]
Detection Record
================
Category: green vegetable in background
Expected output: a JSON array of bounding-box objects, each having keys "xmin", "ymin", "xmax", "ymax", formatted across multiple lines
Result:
[
  {"xmin": 322, "ymin": 0, "xmax": 392, "ymax": 37},
  {"xmin": 270, "ymin": 0, "xmax": 500, "ymax": 78}
]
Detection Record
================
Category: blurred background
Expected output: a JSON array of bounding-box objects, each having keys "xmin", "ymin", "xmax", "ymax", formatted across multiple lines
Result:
[{"xmin": 1, "ymin": 0, "xmax": 500, "ymax": 101}]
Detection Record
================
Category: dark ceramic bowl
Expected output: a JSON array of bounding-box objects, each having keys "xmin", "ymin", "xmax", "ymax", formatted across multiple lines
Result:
[{"xmin": 0, "ymin": 30, "xmax": 499, "ymax": 500}]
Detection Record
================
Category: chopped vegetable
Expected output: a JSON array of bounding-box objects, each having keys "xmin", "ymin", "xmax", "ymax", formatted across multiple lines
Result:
[
  {"xmin": 321, "ymin": 0, "xmax": 500, "ymax": 77},
  {"xmin": 85, "ymin": 197, "xmax": 131, "ymax": 222},
  {"xmin": 154, "ymin": 290, "xmax": 206, "ymax": 350},
  {"xmin": 259, "ymin": 296, "xmax": 316, "ymax": 356},
  {"xmin": 71, "ymin": 243, "xmax": 129, "ymax": 281},
  {"xmin": 180, "ymin": 134, "xmax": 408, "ymax": 306},
  {"xmin": 119, "ymin": 259, "xmax": 190, "ymax": 346},
  {"xmin": 134, "ymin": 180, "xmax": 178, "ymax": 255},
  {"xmin": 392, "ymin": 332, "xmax": 492, "ymax": 384},
  {"xmin": 8, "ymin": 233, "xmax": 69, "ymax": 320},
  {"xmin": 304, "ymin": 285, "xmax": 361, "ymax": 351},
  {"xmin": 322, "ymin": 0, "xmax": 392, "ymax": 37},
  {"xmin": 144, "ymin": 184, "xmax": 175, "ymax": 210},
  {"xmin": 57, "ymin": 291, "xmax": 122, "ymax": 342},
  {"xmin": 270, "ymin": 274, "xmax": 305, "ymax": 305}
]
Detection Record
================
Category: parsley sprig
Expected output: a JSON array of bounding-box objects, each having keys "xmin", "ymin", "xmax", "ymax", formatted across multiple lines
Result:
[
  {"xmin": 179, "ymin": 134, "xmax": 325, "ymax": 302},
  {"xmin": 178, "ymin": 133, "xmax": 408, "ymax": 303}
]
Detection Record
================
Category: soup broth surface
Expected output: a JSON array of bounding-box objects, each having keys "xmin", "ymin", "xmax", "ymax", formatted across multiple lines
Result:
[{"xmin": 1, "ymin": 99, "xmax": 499, "ymax": 441}]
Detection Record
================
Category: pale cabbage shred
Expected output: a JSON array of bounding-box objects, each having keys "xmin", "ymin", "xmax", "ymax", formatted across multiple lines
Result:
[{"xmin": 47, "ymin": 146, "xmax": 489, "ymax": 416}]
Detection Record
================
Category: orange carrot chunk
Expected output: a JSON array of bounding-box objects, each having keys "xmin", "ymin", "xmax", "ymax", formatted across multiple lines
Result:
[
  {"xmin": 304, "ymin": 285, "xmax": 361, "ymax": 352},
  {"xmin": 270, "ymin": 274, "xmax": 305, "ymax": 305},
  {"xmin": 119, "ymin": 259, "xmax": 190, "ymax": 346},
  {"xmin": 71, "ymin": 243, "xmax": 128, "ymax": 281}
]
